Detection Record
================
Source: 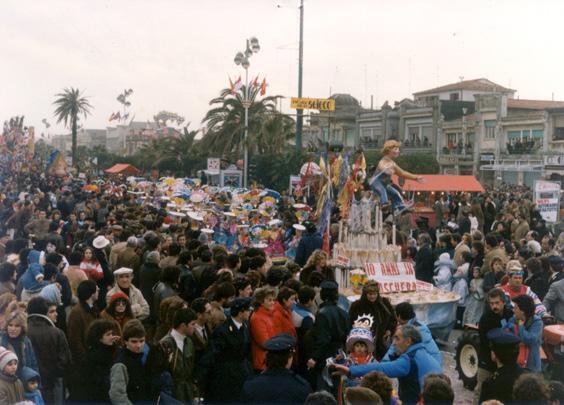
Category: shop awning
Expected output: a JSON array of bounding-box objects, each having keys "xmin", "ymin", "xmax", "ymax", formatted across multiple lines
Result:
[
  {"xmin": 393, "ymin": 175, "xmax": 485, "ymax": 192},
  {"xmin": 105, "ymin": 163, "xmax": 141, "ymax": 175}
]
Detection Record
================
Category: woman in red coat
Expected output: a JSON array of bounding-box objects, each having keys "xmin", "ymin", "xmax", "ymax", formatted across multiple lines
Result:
[
  {"xmin": 250, "ymin": 286, "xmax": 277, "ymax": 371},
  {"xmin": 272, "ymin": 287, "xmax": 297, "ymax": 337}
]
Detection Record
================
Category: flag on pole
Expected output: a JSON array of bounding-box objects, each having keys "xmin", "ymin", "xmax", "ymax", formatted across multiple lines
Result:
[
  {"xmin": 252, "ymin": 75, "xmax": 259, "ymax": 88},
  {"xmin": 108, "ymin": 112, "xmax": 116, "ymax": 122},
  {"xmin": 234, "ymin": 76, "xmax": 243, "ymax": 93},
  {"xmin": 260, "ymin": 78, "xmax": 267, "ymax": 96},
  {"xmin": 229, "ymin": 76, "xmax": 235, "ymax": 95}
]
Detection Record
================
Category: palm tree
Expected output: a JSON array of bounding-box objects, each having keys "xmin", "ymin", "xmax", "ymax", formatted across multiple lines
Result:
[
  {"xmin": 53, "ymin": 88, "xmax": 93, "ymax": 168},
  {"xmin": 201, "ymin": 85, "xmax": 288, "ymax": 156}
]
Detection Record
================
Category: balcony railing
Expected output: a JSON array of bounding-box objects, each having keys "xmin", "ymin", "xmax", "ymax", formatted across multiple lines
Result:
[
  {"xmin": 442, "ymin": 145, "xmax": 473, "ymax": 155},
  {"xmin": 505, "ymin": 141, "xmax": 541, "ymax": 155}
]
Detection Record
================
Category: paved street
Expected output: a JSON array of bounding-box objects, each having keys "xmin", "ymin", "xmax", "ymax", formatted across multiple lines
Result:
[{"xmin": 440, "ymin": 329, "xmax": 474, "ymax": 404}]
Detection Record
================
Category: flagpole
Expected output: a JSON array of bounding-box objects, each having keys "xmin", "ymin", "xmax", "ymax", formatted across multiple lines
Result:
[{"xmin": 244, "ymin": 67, "xmax": 249, "ymax": 189}]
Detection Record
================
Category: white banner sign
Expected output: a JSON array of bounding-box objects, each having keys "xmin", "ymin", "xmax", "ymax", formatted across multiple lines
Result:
[
  {"xmin": 207, "ymin": 158, "xmax": 220, "ymax": 173},
  {"xmin": 534, "ymin": 180, "xmax": 561, "ymax": 223},
  {"xmin": 364, "ymin": 262, "xmax": 417, "ymax": 293}
]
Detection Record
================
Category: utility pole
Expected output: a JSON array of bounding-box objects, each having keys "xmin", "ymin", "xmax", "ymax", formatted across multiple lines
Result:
[{"xmin": 296, "ymin": 0, "xmax": 304, "ymax": 152}]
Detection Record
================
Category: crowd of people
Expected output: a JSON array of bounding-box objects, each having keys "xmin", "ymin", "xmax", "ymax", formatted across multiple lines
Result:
[{"xmin": 0, "ymin": 161, "xmax": 563, "ymax": 405}]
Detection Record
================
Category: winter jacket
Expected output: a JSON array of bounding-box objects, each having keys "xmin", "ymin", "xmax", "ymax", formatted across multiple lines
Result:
[
  {"xmin": 382, "ymin": 318, "xmax": 442, "ymax": 365},
  {"xmin": 433, "ymin": 264, "xmax": 452, "ymax": 291},
  {"xmin": 272, "ymin": 302, "xmax": 297, "ymax": 337},
  {"xmin": 201, "ymin": 316, "xmax": 252, "ymax": 402},
  {"xmin": 106, "ymin": 284, "xmax": 150, "ymax": 321},
  {"xmin": 349, "ymin": 295, "xmax": 396, "ymax": 359},
  {"xmin": 0, "ymin": 372, "xmax": 25, "ymax": 405},
  {"xmin": 67, "ymin": 301, "xmax": 99, "ymax": 364},
  {"xmin": 544, "ymin": 278, "xmax": 564, "ymax": 323},
  {"xmin": 526, "ymin": 272, "xmax": 549, "ymax": 301},
  {"xmin": 21, "ymin": 250, "xmax": 47, "ymax": 294},
  {"xmin": 152, "ymin": 282, "xmax": 177, "ymax": 323},
  {"xmin": 109, "ymin": 347, "xmax": 152, "ymax": 405},
  {"xmin": 310, "ymin": 301, "xmax": 350, "ymax": 365},
  {"xmin": 350, "ymin": 342, "xmax": 442, "ymax": 405},
  {"xmin": 159, "ymin": 331, "xmax": 196, "ymax": 402},
  {"xmin": 295, "ymin": 233, "xmax": 323, "ymax": 267},
  {"xmin": 21, "ymin": 367, "xmax": 45, "ymax": 405},
  {"xmin": 478, "ymin": 306, "xmax": 514, "ymax": 371},
  {"xmin": 139, "ymin": 262, "xmax": 160, "ymax": 313},
  {"xmin": 415, "ymin": 245, "xmax": 434, "ymax": 284},
  {"xmin": 481, "ymin": 246, "xmax": 507, "ymax": 275},
  {"xmin": 512, "ymin": 315, "xmax": 544, "ymax": 372},
  {"xmin": 77, "ymin": 341, "xmax": 115, "ymax": 403},
  {"xmin": 250, "ymin": 306, "xmax": 277, "ymax": 371},
  {"xmin": 26, "ymin": 314, "xmax": 70, "ymax": 390},
  {"xmin": 243, "ymin": 368, "xmax": 312, "ymax": 405},
  {"xmin": 0, "ymin": 333, "xmax": 38, "ymax": 378}
]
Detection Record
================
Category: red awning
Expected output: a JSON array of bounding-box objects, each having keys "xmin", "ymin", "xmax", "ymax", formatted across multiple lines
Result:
[
  {"xmin": 104, "ymin": 163, "xmax": 141, "ymax": 175},
  {"xmin": 393, "ymin": 175, "xmax": 485, "ymax": 193}
]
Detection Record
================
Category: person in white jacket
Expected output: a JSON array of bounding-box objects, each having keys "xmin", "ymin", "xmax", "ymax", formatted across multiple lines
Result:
[
  {"xmin": 433, "ymin": 253, "xmax": 454, "ymax": 292},
  {"xmin": 106, "ymin": 267, "xmax": 150, "ymax": 321}
]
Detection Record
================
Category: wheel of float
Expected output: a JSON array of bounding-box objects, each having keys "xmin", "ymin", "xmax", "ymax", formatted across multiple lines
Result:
[{"xmin": 455, "ymin": 330, "xmax": 480, "ymax": 390}]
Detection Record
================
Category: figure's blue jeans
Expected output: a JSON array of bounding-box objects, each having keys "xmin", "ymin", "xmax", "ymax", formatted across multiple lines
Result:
[{"xmin": 370, "ymin": 176, "xmax": 406, "ymax": 211}]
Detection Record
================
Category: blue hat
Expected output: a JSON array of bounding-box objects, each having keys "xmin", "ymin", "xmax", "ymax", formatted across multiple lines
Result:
[
  {"xmin": 230, "ymin": 297, "xmax": 251, "ymax": 311},
  {"xmin": 320, "ymin": 280, "xmax": 339, "ymax": 290},
  {"xmin": 487, "ymin": 328, "xmax": 521, "ymax": 346},
  {"xmin": 263, "ymin": 333, "xmax": 296, "ymax": 352}
]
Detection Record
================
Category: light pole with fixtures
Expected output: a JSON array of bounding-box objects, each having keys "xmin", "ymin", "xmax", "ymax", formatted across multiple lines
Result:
[{"xmin": 234, "ymin": 36, "xmax": 260, "ymax": 189}]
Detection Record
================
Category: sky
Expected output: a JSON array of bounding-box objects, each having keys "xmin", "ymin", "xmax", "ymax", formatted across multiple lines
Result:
[{"xmin": 2, "ymin": 0, "xmax": 564, "ymax": 137}]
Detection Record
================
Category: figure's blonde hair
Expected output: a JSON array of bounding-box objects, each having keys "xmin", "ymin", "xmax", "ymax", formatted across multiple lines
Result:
[{"xmin": 381, "ymin": 140, "xmax": 401, "ymax": 155}]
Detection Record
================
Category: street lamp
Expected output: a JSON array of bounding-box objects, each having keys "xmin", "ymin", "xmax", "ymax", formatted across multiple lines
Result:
[{"xmin": 234, "ymin": 36, "xmax": 260, "ymax": 189}]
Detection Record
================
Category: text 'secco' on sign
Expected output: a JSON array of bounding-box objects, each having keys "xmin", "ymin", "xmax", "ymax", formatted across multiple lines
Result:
[{"xmin": 290, "ymin": 97, "xmax": 335, "ymax": 111}]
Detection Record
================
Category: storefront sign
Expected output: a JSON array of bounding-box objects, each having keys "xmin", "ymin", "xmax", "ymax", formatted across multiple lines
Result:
[
  {"xmin": 364, "ymin": 262, "xmax": 417, "ymax": 293},
  {"xmin": 534, "ymin": 180, "xmax": 561, "ymax": 223},
  {"xmin": 480, "ymin": 153, "xmax": 495, "ymax": 162},
  {"xmin": 291, "ymin": 97, "xmax": 335, "ymax": 111}
]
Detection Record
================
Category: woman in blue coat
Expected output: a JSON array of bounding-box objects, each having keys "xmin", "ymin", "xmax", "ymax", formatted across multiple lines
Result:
[
  {"xmin": 0, "ymin": 306, "xmax": 38, "ymax": 378},
  {"xmin": 511, "ymin": 294, "xmax": 543, "ymax": 372}
]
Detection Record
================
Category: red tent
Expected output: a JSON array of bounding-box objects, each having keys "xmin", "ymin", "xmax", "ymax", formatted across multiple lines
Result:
[
  {"xmin": 105, "ymin": 163, "xmax": 141, "ymax": 175},
  {"xmin": 393, "ymin": 174, "xmax": 485, "ymax": 193}
]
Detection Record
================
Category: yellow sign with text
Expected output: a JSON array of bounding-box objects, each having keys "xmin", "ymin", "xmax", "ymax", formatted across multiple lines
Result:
[{"xmin": 291, "ymin": 97, "xmax": 335, "ymax": 111}]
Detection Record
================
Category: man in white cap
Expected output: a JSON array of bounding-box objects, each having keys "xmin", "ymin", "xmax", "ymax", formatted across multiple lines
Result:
[{"xmin": 106, "ymin": 267, "xmax": 150, "ymax": 321}]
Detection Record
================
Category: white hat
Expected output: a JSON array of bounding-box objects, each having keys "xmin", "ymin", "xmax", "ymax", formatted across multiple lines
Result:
[
  {"xmin": 168, "ymin": 211, "xmax": 186, "ymax": 218},
  {"xmin": 293, "ymin": 203, "xmax": 306, "ymax": 209},
  {"xmin": 92, "ymin": 235, "xmax": 110, "ymax": 249},
  {"xmin": 254, "ymin": 242, "xmax": 268, "ymax": 249},
  {"xmin": 268, "ymin": 219, "xmax": 282, "ymax": 227},
  {"xmin": 293, "ymin": 224, "xmax": 306, "ymax": 231},
  {"xmin": 114, "ymin": 267, "xmax": 133, "ymax": 276},
  {"xmin": 201, "ymin": 228, "xmax": 214, "ymax": 234},
  {"xmin": 187, "ymin": 212, "xmax": 204, "ymax": 222},
  {"xmin": 0, "ymin": 347, "xmax": 17, "ymax": 371},
  {"xmin": 225, "ymin": 212, "xmax": 236, "ymax": 217}
]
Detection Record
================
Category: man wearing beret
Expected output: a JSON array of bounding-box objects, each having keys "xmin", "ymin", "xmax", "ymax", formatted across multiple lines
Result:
[
  {"xmin": 479, "ymin": 328, "xmax": 525, "ymax": 404},
  {"xmin": 243, "ymin": 333, "xmax": 311, "ymax": 404},
  {"xmin": 201, "ymin": 297, "xmax": 253, "ymax": 403}
]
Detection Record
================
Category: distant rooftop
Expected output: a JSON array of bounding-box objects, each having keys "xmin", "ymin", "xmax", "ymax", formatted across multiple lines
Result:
[
  {"xmin": 414, "ymin": 78, "xmax": 515, "ymax": 96},
  {"xmin": 507, "ymin": 99, "xmax": 564, "ymax": 110}
]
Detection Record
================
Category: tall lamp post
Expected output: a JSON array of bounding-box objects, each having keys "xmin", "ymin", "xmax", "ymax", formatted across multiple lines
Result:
[
  {"xmin": 234, "ymin": 37, "xmax": 260, "ymax": 189},
  {"xmin": 295, "ymin": 0, "xmax": 304, "ymax": 152}
]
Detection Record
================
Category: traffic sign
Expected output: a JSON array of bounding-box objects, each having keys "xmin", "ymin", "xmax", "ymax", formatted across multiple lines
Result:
[{"xmin": 291, "ymin": 97, "xmax": 335, "ymax": 111}]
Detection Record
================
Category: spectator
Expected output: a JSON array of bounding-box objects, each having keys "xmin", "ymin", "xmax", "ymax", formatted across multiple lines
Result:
[
  {"xmin": 300, "ymin": 249, "xmax": 334, "ymax": 285},
  {"xmin": 208, "ymin": 281, "xmax": 235, "ymax": 331},
  {"xmin": 190, "ymin": 297, "xmax": 212, "ymax": 359},
  {"xmin": 295, "ymin": 221, "xmax": 323, "ymax": 267},
  {"xmin": 250, "ymin": 286, "xmax": 277, "ymax": 372},
  {"xmin": 334, "ymin": 325, "xmax": 441, "ymax": 405},
  {"xmin": 415, "ymin": 234, "xmax": 434, "ymax": 284},
  {"xmin": 153, "ymin": 266, "xmax": 180, "ymax": 322},
  {"xmin": 272, "ymin": 287, "xmax": 297, "ymax": 337},
  {"xmin": 304, "ymin": 390, "xmax": 337, "ymax": 405},
  {"xmin": 109, "ymin": 320, "xmax": 154, "ymax": 404},
  {"xmin": 106, "ymin": 267, "xmax": 150, "ymax": 321},
  {"xmin": 79, "ymin": 246, "xmax": 104, "ymax": 282},
  {"xmin": 526, "ymin": 257, "xmax": 549, "ymax": 300},
  {"xmin": 543, "ymin": 276, "xmax": 564, "ymax": 323},
  {"xmin": 463, "ymin": 267, "xmax": 485, "ymax": 325},
  {"xmin": 359, "ymin": 371, "xmax": 397, "ymax": 405},
  {"xmin": 308, "ymin": 280, "xmax": 350, "ymax": 391},
  {"xmin": 421, "ymin": 374, "xmax": 454, "ymax": 405},
  {"xmin": 512, "ymin": 294, "xmax": 543, "ymax": 372},
  {"xmin": 384, "ymin": 302, "xmax": 441, "ymax": 364},
  {"xmin": 159, "ymin": 307, "xmax": 197, "ymax": 403},
  {"xmin": 68, "ymin": 280, "xmax": 100, "ymax": 365},
  {"xmin": 26, "ymin": 296, "xmax": 70, "ymax": 404},
  {"xmin": 101, "ymin": 291, "xmax": 134, "ymax": 339},
  {"xmin": 475, "ymin": 288, "xmax": 514, "ymax": 404},
  {"xmin": 243, "ymin": 334, "xmax": 312, "ymax": 404},
  {"xmin": 512, "ymin": 373, "xmax": 550, "ymax": 404},
  {"xmin": 499, "ymin": 260, "xmax": 547, "ymax": 317},
  {"xmin": 349, "ymin": 281, "xmax": 396, "ymax": 359},
  {"xmin": 0, "ymin": 346, "xmax": 25, "ymax": 404},
  {"xmin": 76, "ymin": 319, "xmax": 118, "ymax": 403},
  {"xmin": 482, "ymin": 233, "xmax": 507, "ymax": 275},
  {"xmin": 203, "ymin": 297, "xmax": 253, "ymax": 403},
  {"xmin": 0, "ymin": 262, "xmax": 16, "ymax": 295},
  {"xmin": 344, "ymin": 386, "xmax": 383, "ymax": 405},
  {"xmin": 433, "ymin": 253, "xmax": 453, "ymax": 292},
  {"xmin": 0, "ymin": 308, "xmax": 38, "ymax": 377}
]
